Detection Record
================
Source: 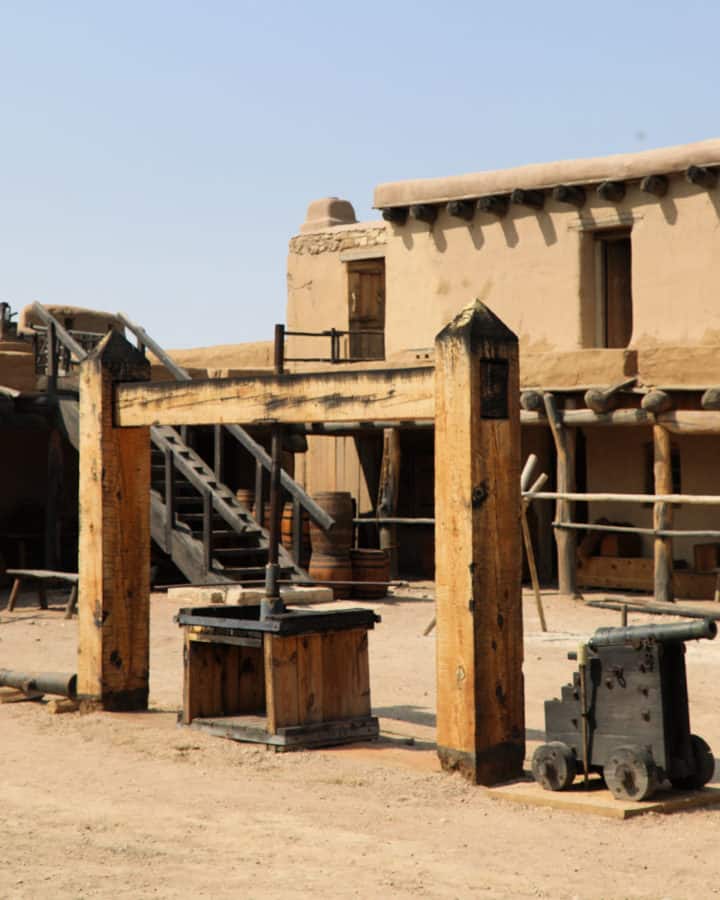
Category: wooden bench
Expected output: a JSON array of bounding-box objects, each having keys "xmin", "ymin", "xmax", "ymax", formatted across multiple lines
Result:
[{"xmin": 6, "ymin": 570, "xmax": 79, "ymax": 619}]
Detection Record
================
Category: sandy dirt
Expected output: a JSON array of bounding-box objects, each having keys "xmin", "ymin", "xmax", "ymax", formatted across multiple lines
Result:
[{"xmin": 1, "ymin": 583, "xmax": 720, "ymax": 899}]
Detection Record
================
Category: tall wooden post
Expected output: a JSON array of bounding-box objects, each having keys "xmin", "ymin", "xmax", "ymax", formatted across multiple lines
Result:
[
  {"xmin": 653, "ymin": 425, "xmax": 674, "ymax": 603},
  {"xmin": 77, "ymin": 331, "xmax": 151, "ymax": 710},
  {"xmin": 434, "ymin": 300, "xmax": 524, "ymax": 785},
  {"xmin": 378, "ymin": 427, "xmax": 401, "ymax": 578},
  {"xmin": 544, "ymin": 393, "xmax": 579, "ymax": 598}
]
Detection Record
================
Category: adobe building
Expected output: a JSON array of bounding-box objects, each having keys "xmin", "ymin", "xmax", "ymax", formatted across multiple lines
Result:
[{"xmin": 286, "ymin": 138, "xmax": 720, "ymax": 595}]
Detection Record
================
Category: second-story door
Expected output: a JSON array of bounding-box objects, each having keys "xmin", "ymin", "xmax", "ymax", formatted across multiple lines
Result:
[{"xmin": 347, "ymin": 259, "xmax": 385, "ymax": 361}]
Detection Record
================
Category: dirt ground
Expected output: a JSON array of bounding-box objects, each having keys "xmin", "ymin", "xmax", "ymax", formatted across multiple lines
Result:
[{"xmin": 2, "ymin": 583, "xmax": 720, "ymax": 899}]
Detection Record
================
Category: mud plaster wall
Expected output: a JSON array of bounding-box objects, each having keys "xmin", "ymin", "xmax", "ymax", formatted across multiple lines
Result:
[
  {"xmin": 586, "ymin": 429, "xmax": 720, "ymax": 566},
  {"xmin": 287, "ymin": 173, "xmax": 720, "ymax": 362}
]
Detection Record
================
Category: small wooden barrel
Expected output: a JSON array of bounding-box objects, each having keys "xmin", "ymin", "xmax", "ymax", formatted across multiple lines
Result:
[
  {"xmin": 309, "ymin": 492, "xmax": 354, "ymax": 556},
  {"xmin": 235, "ymin": 488, "xmax": 255, "ymax": 513},
  {"xmin": 308, "ymin": 553, "xmax": 353, "ymax": 599},
  {"xmin": 350, "ymin": 549, "xmax": 390, "ymax": 599},
  {"xmin": 281, "ymin": 502, "xmax": 311, "ymax": 569}
]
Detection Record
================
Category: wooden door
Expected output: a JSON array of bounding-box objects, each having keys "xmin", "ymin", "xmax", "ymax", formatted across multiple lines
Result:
[
  {"xmin": 347, "ymin": 260, "xmax": 385, "ymax": 360},
  {"xmin": 601, "ymin": 232, "xmax": 632, "ymax": 348}
]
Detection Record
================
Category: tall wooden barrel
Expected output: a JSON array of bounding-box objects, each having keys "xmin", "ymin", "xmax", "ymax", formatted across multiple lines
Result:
[
  {"xmin": 281, "ymin": 502, "xmax": 311, "ymax": 569},
  {"xmin": 308, "ymin": 553, "xmax": 354, "ymax": 598},
  {"xmin": 350, "ymin": 549, "xmax": 390, "ymax": 599},
  {"xmin": 309, "ymin": 492, "xmax": 355, "ymax": 598},
  {"xmin": 308, "ymin": 492, "xmax": 354, "ymax": 556}
]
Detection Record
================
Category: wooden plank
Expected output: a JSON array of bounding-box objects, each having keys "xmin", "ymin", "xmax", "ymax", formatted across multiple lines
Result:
[
  {"xmin": 653, "ymin": 425, "xmax": 674, "ymax": 603},
  {"xmin": 264, "ymin": 635, "xmax": 299, "ymax": 731},
  {"xmin": 77, "ymin": 331, "xmax": 151, "ymax": 710},
  {"xmin": 296, "ymin": 633, "xmax": 323, "ymax": 724},
  {"xmin": 434, "ymin": 301, "xmax": 524, "ymax": 786},
  {"xmin": 6, "ymin": 570, "xmax": 78, "ymax": 582},
  {"xmin": 321, "ymin": 629, "xmax": 371, "ymax": 720},
  {"xmin": 488, "ymin": 780, "xmax": 720, "ymax": 820},
  {"xmin": 114, "ymin": 366, "xmax": 435, "ymax": 427}
]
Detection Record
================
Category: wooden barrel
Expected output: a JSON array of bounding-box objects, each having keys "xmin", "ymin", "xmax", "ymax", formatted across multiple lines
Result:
[
  {"xmin": 309, "ymin": 492, "xmax": 354, "ymax": 556},
  {"xmin": 281, "ymin": 503, "xmax": 311, "ymax": 569},
  {"xmin": 350, "ymin": 549, "xmax": 390, "ymax": 599},
  {"xmin": 235, "ymin": 488, "xmax": 255, "ymax": 513},
  {"xmin": 308, "ymin": 553, "xmax": 353, "ymax": 599}
]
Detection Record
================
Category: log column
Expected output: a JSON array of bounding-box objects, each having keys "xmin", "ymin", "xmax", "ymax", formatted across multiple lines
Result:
[
  {"xmin": 653, "ymin": 425, "xmax": 674, "ymax": 603},
  {"xmin": 434, "ymin": 300, "xmax": 524, "ymax": 785},
  {"xmin": 77, "ymin": 331, "xmax": 151, "ymax": 709},
  {"xmin": 544, "ymin": 393, "xmax": 580, "ymax": 598},
  {"xmin": 377, "ymin": 427, "xmax": 401, "ymax": 578}
]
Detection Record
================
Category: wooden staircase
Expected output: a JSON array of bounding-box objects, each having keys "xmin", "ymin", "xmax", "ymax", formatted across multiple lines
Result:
[
  {"xmin": 149, "ymin": 424, "xmax": 306, "ymax": 584},
  {"xmin": 31, "ymin": 302, "xmax": 332, "ymax": 587}
]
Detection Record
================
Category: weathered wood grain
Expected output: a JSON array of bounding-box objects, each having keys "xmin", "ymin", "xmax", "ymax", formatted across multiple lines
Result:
[
  {"xmin": 114, "ymin": 366, "xmax": 434, "ymax": 427},
  {"xmin": 77, "ymin": 331, "xmax": 151, "ymax": 710},
  {"xmin": 434, "ymin": 300, "xmax": 524, "ymax": 786}
]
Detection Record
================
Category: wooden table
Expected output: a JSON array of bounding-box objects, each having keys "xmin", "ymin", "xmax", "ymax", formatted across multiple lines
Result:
[{"xmin": 6, "ymin": 569, "xmax": 79, "ymax": 619}]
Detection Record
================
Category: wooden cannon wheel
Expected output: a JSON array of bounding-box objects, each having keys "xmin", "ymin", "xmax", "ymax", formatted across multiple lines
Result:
[
  {"xmin": 603, "ymin": 746, "xmax": 659, "ymax": 801},
  {"xmin": 670, "ymin": 735, "xmax": 715, "ymax": 791},
  {"xmin": 531, "ymin": 741, "xmax": 577, "ymax": 791}
]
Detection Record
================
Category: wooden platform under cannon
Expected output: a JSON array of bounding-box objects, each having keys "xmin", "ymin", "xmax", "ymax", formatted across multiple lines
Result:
[{"xmin": 176, "ymin": 604, "xmax": 380, "ymax": 750}]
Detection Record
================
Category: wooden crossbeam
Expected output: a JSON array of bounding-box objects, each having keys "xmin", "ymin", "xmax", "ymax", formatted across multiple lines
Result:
[{"xmin": 115, "ymin": 367, "xmax": 435, "ymax": 428}]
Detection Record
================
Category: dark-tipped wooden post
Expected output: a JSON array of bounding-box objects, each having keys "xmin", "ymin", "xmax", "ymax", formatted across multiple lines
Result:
[
  {"xmin": 653, "ymin": 425, "xmax": 674, "ymax": 603},
  {"xmin": 378, "ymin": 427, "xmax": 401, "ymax": 578},
  {"xmin": 77, "ymin": 331, "xmax": 151, "ymax": 710},
  {"xmin": 434, "ymin": 300, "xmax": 524, "ymax": 785}
]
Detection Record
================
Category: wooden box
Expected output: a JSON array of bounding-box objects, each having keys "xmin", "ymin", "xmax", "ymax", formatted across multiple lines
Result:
[
  {"xmin": 178, "ymin": 605, "xmax": 379, "ymax": 750},
  {"xmin": 694, "ymin": 543, "xmax": 720, "ymax": 573}
]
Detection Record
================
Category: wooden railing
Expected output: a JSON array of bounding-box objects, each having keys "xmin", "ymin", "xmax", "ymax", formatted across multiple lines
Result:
[{"xmin": 117, "ymin": 312, "xmax": 335, "ymax": 538}]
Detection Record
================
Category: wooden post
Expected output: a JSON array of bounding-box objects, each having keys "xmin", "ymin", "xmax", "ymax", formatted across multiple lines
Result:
[
  {"xmin": 653, "ymin": 425, "xmax": 674, "ymax": 603},
  {"xmin": 377, "ymin": 428, "xmax": 401, "ymax": 578},
  {"xmin": 434, "ymin": 300, "xmax": 524, "ymax": 785},
  {"xmin": 544, "ymin": 393, "xmax": 580, "ymax": 598},
  {"xmin": 77, "ymin": 331, "xmax": 151, "ymax": 710}
]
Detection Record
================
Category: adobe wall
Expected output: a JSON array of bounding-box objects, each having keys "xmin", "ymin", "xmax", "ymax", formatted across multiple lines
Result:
[{"xmin": 287, "ymin": 140, "xmax": 720, "ymax": 384}]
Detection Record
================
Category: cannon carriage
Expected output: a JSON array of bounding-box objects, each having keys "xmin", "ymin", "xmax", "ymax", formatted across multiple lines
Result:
[{"xmin": 532, "ymin": 619, "xmax": 717, "ymax": 801}]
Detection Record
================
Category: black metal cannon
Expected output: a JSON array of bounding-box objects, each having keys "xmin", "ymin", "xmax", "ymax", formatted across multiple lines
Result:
[{"xmin": 532, "ymin": 619, "xmax": 716, "ymax": 801}]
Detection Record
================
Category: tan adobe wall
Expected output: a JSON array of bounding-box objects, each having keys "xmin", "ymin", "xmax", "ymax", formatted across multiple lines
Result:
[
  {"xmin": 287, "ymin": 222, "xmax": 388, "ymax": 363},
  {"xmin": 287, "ymin": 139, "xmax": 720, "ymax": 381}
]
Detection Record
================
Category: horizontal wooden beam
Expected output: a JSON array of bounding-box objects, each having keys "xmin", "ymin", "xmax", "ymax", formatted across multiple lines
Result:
[{"xmin": 115, "ymin": 367, "xmax": 435, "ymax": 427}]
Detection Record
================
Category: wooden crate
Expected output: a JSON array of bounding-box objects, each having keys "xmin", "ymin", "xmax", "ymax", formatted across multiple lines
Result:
[
  {"xmin": 179, "ymin": 606, "xmax": 379, "ymax": 750},
  {"xmin": 694, "ymin": 543, "xmax": 720, "ymax": 573},
  {"xmin": 577, "ymin": 556, "xmax": 717, "ymax": 600}
]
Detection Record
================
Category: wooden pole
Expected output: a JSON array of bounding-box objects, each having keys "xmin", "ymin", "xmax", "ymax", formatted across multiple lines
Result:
[
  {"xmin": 377, "ymin": 428, "xmax": 401, "ymax": 578},
  {"xmin": 544, "ymin": 393, "xmax": 580, "ymax": 599},
  {"xmin": 653, "ymin": 425, "xmax": 674, "ymax": 603},
  {"xmin": 77, "ymin": 331, "xmax": 151, "ymax": 710},
  {"xmin": 434, "ymin": 300, "xmax": 524, "ymax": 785}
]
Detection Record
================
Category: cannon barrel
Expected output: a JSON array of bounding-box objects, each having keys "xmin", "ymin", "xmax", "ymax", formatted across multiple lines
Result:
[
  {"xmin": 0, "ymin": 669, "xmax": 77, "ymax": 698},
  {"xmin": 588, "ymin": 618, "xmax": 717, "ymax": 650}
]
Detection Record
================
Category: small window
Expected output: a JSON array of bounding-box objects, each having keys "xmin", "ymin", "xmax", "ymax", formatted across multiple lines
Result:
[{"xmin": 594, "ymin": 228, "xmax": 632, "ymax": 348}]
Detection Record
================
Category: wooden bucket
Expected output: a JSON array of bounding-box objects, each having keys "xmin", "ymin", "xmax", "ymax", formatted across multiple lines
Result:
[
  {"xmin": 350, "ymin": 549, "xmax": 390, "ymax": 599},
  {"xmin": 308, "ymin": 553, "xmax": 353, "ymax": 599},
  {"xmin": 281, "ymin": 502, "xmax": 311, "ymax": 569},
  {"xmin": 309, "ymin": 492, "xmax": 354, "ymax": 557}
]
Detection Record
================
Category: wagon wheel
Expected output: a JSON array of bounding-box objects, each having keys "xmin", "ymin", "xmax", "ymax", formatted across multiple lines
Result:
[
  {"xmin": 670, "ymin": 735, "xmax": 715, "ymax": 791},
  {"xmin": 603, "ymin": 746, "xmax": 659, "ymax": 802},
  {"xmin": 531, "ymin": 742, "xmax": 577, "ymax": 791}
]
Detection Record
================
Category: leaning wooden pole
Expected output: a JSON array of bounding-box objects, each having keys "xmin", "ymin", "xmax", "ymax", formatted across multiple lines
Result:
[
  {"xmin": 653, "ymin": 425, "xmax": 674, "ymax": 603},
  {"xmin": 77, "ymin": 331, "xmax": 152, "ymax": 710},
  {"xmin": 434, "ymin": 300, "xmax": 524, "ymax": 785}
]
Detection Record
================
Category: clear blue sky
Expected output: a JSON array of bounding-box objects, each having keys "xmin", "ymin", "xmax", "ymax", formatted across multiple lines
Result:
[{"xmin": 0, "ymin": 1, "xmax": 716, "ymax": 348}]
